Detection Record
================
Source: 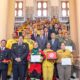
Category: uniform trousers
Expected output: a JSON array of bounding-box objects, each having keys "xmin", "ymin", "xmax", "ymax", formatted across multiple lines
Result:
[
  {"xmin": 13, "ymin": 62, "xmax": 26, "ymax": 80},
  {"xmin": 0, "ymin": 66, "xmax": 8, "ymax": 80},
  {"xmin": 57, "ymin": 63, "xmax": 71, "ymax": 80}
]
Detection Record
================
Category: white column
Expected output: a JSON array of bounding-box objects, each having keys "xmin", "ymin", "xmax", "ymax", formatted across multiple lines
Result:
[
  {"xmin": 0, "ymin": 1, "xmax": 8, "ymax": 40},
  {"xmin": 6, "ymin": 0, "xmax": 15, "ymax": 39},
  {"xmin": 76, "ymin": 0, "xmax": 80, "ymax": 60},
  {"xmin": 69, "ymin": 0, "xmax": 79, "ymax": 54}
]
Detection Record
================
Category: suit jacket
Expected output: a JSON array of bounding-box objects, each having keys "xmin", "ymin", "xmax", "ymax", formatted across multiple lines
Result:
[
  {"xmin": 0, "ymin": 48, "xmax": 11, "ymax": 69},
  {"xmin": 31, "ymin": 34, "xmax": 39, "ymax": 41},
  {"xmin": 36, "ymin": 36, "xmax": 47, "ymax": 50},
  {"xmin": 54, "ymin": 29, "xmax": 59, "ymax": 35},
  {"xmin": 49, "ymin": 39, "xmax": 60, "ymax": 51},
  {"xmin": 48, "ymin": 27, "xmax": 55, "ymax": 40},
  {"xmin": 44, "ymin": 32, "xmax": 51, "ymax": 40}
]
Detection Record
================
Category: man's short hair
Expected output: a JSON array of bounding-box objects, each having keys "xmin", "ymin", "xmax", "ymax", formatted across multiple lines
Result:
[{"xmin": 1, "ymin": 39, "xmax": 7, "ymax": 43}]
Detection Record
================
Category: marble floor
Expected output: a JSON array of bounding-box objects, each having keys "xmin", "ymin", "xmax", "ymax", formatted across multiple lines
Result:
[
  {"xmin": 7, "ymin": 72, "xmax": 79, "ymax": 80},
  {"xmin": 8, "ymin": 77, "xmax": 79, "ymax": 80},
  {"xmin": 8, "ymin": 78, "xmax": 79, "ymax": 80}
]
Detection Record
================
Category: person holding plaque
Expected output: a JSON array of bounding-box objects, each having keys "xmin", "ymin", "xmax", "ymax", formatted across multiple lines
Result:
[
  {"xmin": 27, "ymin": 42, "xmax": 46, "ymax": 80},
  {"xmin": 42, "ymin": 42, "xmax": 57, "ymax": 80},
  {"xmin": 57, "ymin": 42, "xmax": 73, "ymax": 80}
]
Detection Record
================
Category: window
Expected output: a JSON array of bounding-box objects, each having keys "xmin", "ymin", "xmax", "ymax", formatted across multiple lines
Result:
[
  {"xmin": 61, "ymin": 1, "xmax": 69, "ymax": 17},
  {"xmin": 37, "ymin": 1, "xmax": 48, "ymax": 17},
  {"xmin": 15, "ymin": 1, "xmax": 23, "ymax": 17}
]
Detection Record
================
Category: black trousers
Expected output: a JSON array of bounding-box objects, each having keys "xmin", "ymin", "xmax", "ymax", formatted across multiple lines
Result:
[
  {"xmin": 13, "ymin": 62, "xmax": 27, "ymax": 80},
  {"xmin": 54, "ymin": 63, "xmax": 59, "ymax": 78},
  {"xmin": 0, "ymin": 68, "xmax": 8, "ymax": 80},
  {"xmin": 30, "ymin": 70, "xmax": 41, "ymax": 79}
]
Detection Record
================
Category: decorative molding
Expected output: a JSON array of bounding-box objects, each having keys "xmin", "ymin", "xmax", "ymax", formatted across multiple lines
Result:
[
  {"xmin": 51, "ymin": 6, "xmax": 59, "ymax": 18},
  {"xmin": 26, "ymin": 7, "xmax": 34, "ymax": 18}
]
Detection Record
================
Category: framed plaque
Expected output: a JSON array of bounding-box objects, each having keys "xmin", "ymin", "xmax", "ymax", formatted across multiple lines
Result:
[
  {"xmin": 47, "ymin": 52, "xmax": 57, "ymax": 60},
  {"xmin": 65, "ymin": 46, "xmax": 73, "ymax": 52},
  {"xmin": 61, "ymin": 58, "xmax": 72, "ymax": 65},
  {"xmin": 31, "ymin": 55, "xmax": 41, "ymax": 62}
]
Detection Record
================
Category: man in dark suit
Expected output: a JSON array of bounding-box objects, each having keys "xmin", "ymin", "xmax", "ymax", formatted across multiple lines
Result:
[
  {"xmin": 44, "ymin": 27, "xmax": 50, "ymax": 40},
  {"xmin": 11, "ymin": 36, "xmax": 29, "ymax": 80},
  {"xmin": 53, "ymin": 24, "xmax": 59, "ymax": 35},
  {"xmin": 36, "ymin": 29, "xmax": 47, "ymax": 50},
  {"xmin": 49, "ymin": 33, "xmax": 60, "ymax": 51},
  {"xmin": 48, "ymin": 24, "xmax": 55, "ymax": 40},
  {"xmin": 31, "ymin": 29, "xmax": 39, "ymax": 41},
  {"xmin": 0, "ymin": 40, "xmax": 11, "ymax": 80}
]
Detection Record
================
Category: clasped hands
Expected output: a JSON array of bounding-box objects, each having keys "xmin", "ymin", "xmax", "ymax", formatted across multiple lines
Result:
[{"xmin": 15, "ymin": 57, "xmax": 21, "ymax": 62}]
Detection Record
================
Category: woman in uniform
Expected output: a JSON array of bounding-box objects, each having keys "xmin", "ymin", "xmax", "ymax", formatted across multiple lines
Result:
[
  {"xmin": 27, "ymin": 42, "xmax": 45, "ymax": 80},
  {"xmin": 57, "ymin": 42, "xmax": 73, "ymax": 80},
  {"xmin": 42, "ymin": 42, "xmax": 57, "ymax": 80}
]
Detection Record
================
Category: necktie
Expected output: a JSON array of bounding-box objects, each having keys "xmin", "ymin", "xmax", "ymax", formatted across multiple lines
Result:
[
  {"xmin": 41, "ymin": 36, "xmax": 43, "ymax": 40},
  {"xmin": 34, "ymin": 34, "xmax": 36, "ymax": 39},
  {"xmin": 52, "ymin": 40, "xmax": 54, "ymax": 44},
  {"xmin": 1, "ymin": 47, "xmax": 5, "ymax": 50}
]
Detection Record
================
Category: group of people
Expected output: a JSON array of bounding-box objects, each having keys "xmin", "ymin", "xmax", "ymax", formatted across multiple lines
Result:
[{"xmin": 0, "ymin": 17, "xmax": 75, "ymax": 80}]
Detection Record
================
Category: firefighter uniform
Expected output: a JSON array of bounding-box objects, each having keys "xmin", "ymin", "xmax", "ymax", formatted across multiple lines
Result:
[
  {"xmin": 42, "ymin": 49, "xmax": 55, "ymax": 80},
  {"xmin": 6, "ymin": 39, "xmax": 17, "ymax": 76},
  {"xmin": 24, "ymin": 38, "xmax": 34, "ymax": 50},
  {"xmin": 57, "ymin": 49, "xmax": 73, "ymax": 80},
  {"xmin": 6, "ymin": 39, "xmax": 18, "ymax": 49},
  {"xmin": 27, "ymin": 48, "xmax": 45, "ymax": 80}
]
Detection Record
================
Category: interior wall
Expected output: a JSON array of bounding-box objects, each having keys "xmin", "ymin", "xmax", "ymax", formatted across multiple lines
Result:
[
  {"xmin": 25, "ymin": 0, "xmax": 60, "ymax": 18},
  {"xmin": 26, "ymin": 0, "xmax": 34, "ymax": 18},
  {"xmin": 50, "ymin": 0, "xmax": 59, "ymax": 18},
  {"xmin": 26, "ymin": 0, "xmax": 34, "ymax": 7},
  {"xmin": 50, "ymin": 0, "xmax": 59, "ymax": 6}
]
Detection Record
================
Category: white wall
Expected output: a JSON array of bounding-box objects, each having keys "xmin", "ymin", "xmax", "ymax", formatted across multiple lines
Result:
[
  {"xmin": 25, "ymin": 0, "xmax": 61, "ymax": 18},
  {"xmin": 26, "ymin": 0, "xmax": 34, "ymax": 7},
  {"xmin": 50, "ymin": 0, "xmax": 59, "ymax": 6},
  {"xmin": 26, "ymin": 0, "xmax": 60, "ymax": 7}
]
